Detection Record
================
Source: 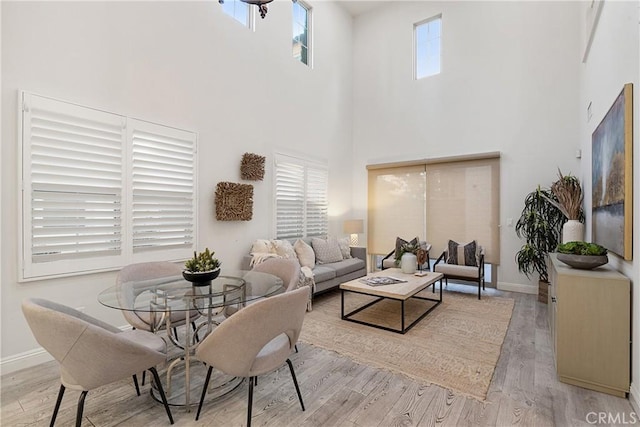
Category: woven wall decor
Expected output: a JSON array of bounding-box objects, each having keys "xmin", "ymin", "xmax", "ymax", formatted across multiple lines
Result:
[
  {"xmin": 240, "ymin": 152, "xmax": 265, "ymax": 181},
  {"xmin": 215, "ymin": 182, "xmax": 254, "ymax": 221}
]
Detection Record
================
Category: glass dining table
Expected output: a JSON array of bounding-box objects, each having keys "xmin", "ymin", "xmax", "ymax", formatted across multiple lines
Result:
[{"xmin": 98, "ymin": 269, "xmax": 284, "ymax": 411}]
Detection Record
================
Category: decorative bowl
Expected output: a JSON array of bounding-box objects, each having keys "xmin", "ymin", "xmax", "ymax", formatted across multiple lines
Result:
[
  {"xmin": 182, "ymin": 268, "xmax": 220, "ymax": 286},
  {"xmin": 557, "ymin": 253, "xmax": 608, "ymax": 270}
]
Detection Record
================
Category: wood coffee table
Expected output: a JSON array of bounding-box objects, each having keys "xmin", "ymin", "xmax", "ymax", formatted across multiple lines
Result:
[{"xmin": 340, "ymin": 268, "xmax": 444, "ymax": 334}]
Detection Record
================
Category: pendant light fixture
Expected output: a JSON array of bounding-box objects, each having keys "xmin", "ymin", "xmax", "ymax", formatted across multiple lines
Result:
[{"xmin": 219, "ymin": 0, "xmax": 297, "ymax": 19}]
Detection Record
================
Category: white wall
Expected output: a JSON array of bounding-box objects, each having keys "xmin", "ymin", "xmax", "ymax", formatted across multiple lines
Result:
[
  {"xmin": 1, "ymin": 1, "xmax": 354, "ymax": 371},
  {"xmin": 351, "ymin": 1, "xmax": 582, "ymax": 292},
  {"xmin": 578, "ymin": 0, "xmax": 640, "ymax": 410}
]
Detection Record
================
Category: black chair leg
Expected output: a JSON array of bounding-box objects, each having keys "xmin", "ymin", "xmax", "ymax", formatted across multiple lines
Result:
[
  {"xmin": 247, "ymin": 376, "xmax": 254, "ymax": 427},
  {"xmin": 295, "ymin": 344, "xmax": 299, "ymax": 353},
  {"xmin": 142, "ymin": 370, "xmax": 146, "ymax": 386},
  {"xmin": 75, "ymin": 390, "xmax": 88, "ymax": 427},
  {"xmin": 478, "ymin": 279, "xmax": 481, "ymax": 300},
  {"xmin": 196, "ymin": 366, "xmax": 213, "ymax": 421},
  {"xmin": 192, "ymin": 321, "xmax": 199, "ymax": 343},
  {"xmin": 50, "ymin": 384, "xmax": 65, "ymax": 427},
  {"xmin": 133, "ymin": 374, "xmax": 141, "ymax": 396},
  {"xmin": 286, "ymin": 359, "xmax": 305, "ymax": 411},
  {"xmin": 149, "ymin": 368, "xmax": 174, "ymax": 425}
]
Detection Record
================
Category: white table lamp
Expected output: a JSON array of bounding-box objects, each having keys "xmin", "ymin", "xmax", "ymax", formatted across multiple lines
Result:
[{"xmin": 343, "ymin": 219, "xmax": 364, "ymax": 246}]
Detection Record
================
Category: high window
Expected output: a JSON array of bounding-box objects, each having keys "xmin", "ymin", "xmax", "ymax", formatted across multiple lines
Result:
[
  {"xmin": 20, "ymin": 92, "xmax": 197, "ymax": 280},
  {"xmin": 221, "ymin": 0, "xmax": 252, "ymax": 28},
  {"xmin": 292, "ymin": 1, "xmax": 311, "ymax": 66},
  {"xmin": 274, "ymin": 154, "xmax": 327, "ymax": 239},
  {"xmin": 415, "ymin": 15, "xmax": 442, "ymax": 79}
]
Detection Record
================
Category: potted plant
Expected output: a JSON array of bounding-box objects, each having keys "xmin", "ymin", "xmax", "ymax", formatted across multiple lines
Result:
[
  {"xmin": 515, "ymin": 186, "xmax": 565, "ymax": 302},
  {"xmin": 548, "ymin": 169, "xmax": 585, "ymax": 242},
  {"xmin": 395, "ymin": 241, "xmax": 419, "ymax": 273},
  {"xmin": 183, "ymin": 248, "xmax": 221, "ymax": 286},
  {"xmin": 556, "ymin": 241, "xmax": 608, "ymax": 270}
]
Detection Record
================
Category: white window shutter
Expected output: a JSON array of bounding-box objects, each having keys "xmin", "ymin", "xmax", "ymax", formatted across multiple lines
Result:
[
  {"xmin": 275, "ymin": 157, "xmax": 305, "ymax": 239},
  {"xmin": 21, "ymin": 93, "xmax": 126, "ymax": 279},
  {"xmin": 305, "ymin": 166, "xmax": 328, "ymax": 237},
  {"xmin": 274, "ymin": 154, "xmax": 328, "ymax": 239},
  {"xmin": 128, "ymin": 119, "xmax": 196, "ymax": 261}
]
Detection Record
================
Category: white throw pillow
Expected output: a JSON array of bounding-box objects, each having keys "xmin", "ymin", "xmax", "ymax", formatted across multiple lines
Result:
[
  {"xmin": 294, "ymin": 239, "xmax": 315, "ymax": 269},
  {"xmin": 251, "ymin": 239, "xmax": 273, "ymax": 254},
  {"xmin": 338, "ymin": 237, "xmax": 352, "ymax": 259},
  {"xmin": 311, "ymin": 237, "xmax": 343, "ymax": 264},
  {"xmin": 272, "ymin": 239, "xmax": 297, "ymax": 259}
]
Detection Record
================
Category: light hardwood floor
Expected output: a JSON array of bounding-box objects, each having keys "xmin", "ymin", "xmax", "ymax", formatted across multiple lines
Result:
[{"xmin": 1, "ymin": 285, "xmax": 636, "ymax": 426}]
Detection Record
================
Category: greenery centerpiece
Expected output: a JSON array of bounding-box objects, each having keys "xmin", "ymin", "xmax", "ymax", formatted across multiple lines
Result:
[
  {"xmin": 394, "ymin": 242, "xmax": 419, "ymax": 267},
  {"xmin": 556, "ymin": 241, "xmax": 608, "ymax": 270},
  {"xmin": 183, "ymin": 248, "xmax": 221, "ymax": 286}
]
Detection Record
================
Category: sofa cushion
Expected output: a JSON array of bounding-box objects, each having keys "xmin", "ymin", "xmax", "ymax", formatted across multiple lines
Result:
[
  {"xmin": 272, "ymin": 239, "xmax": 297, "ymax": 259},
  {"xmin": 294, "ymin": 239, "xmax": 315, "ymax": 269},
  {"xmin": 434, "ymin": 263, "xmax": 479, "ymax": 279},
  {"xmin": 312, "ymin": 237, "xmax": 343, "ymax": 264},
  {"xmin": 337, "ymin": 237, "xmax": 352, "ymax": 259},
  {"xmin": 311, "ymin": 266, "xmax": 337, "ymax": 283},
  {"xmin": 323, "ymin": 258, "xmax": 365, "ymax": 276}
]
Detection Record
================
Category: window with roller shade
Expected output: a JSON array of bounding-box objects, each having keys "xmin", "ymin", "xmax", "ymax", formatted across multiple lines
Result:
[
  {"xmin": 20, "ymin": 92, "xmax": 197, "ymax": 280},
  {"xmin": 274, "ymin": 154, "xmax": 328, "ymax": 239},
  {"xmin": 367, "ymin": 154, "xmax": 500, "ymax": 266}
]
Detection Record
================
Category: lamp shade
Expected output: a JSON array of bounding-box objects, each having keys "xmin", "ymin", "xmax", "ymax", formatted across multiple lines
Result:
[{"xmin": 343, "ymin": 219, "xmax": 364, "ymax": 234}]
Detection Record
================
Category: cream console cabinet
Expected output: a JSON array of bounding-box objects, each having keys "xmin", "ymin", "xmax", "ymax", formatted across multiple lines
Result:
[{"xmin": 548, "ymin": 253, "xmax": 630, "ymax": 397}]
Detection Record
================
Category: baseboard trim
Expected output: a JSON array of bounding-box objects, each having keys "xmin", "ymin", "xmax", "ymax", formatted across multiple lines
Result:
[
  {"xmin": 0, "ymin": 348, "xmax": 53, "ymax": 375},
  {"xmin": 630, "ymin": 382, "xmax": 639, "ymax": 415},
  {"xmin": 498, "ymin": 281, "xmax": 537, "ymax": 295}
]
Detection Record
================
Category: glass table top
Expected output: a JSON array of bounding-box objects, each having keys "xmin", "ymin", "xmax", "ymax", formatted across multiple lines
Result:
[{"xmin": 98, "ymin": 270, "xmax": 284, "ymax": 313}]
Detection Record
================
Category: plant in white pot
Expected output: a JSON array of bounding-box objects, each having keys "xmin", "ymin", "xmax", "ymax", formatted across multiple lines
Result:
[
  {"xmin": 548, "ymin": 169, "xmax": 584, "ymax": 243},
  {"xmin": 183, "ymin": 248, "xmax": 221, "ymax": 286}
]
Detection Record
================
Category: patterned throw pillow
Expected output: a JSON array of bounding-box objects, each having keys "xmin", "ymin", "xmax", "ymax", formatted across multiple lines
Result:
[
  {"xmin": 294, "ymin": 239, "xmax": 315, "ymax": 269},
  {"xmin": 337, "ymin": 237, "xmax": 352, "ymax": 259},
  {"xmin": 395, "ymin": 236, "xmax": 419, "ymax": 259},
  {"xmin": 446, "ymin": 239, "xmax": 478, "ymax": 267},
  {"xmin": 311, "ymin": 237, "xmax": 344, "ymax": 264}
]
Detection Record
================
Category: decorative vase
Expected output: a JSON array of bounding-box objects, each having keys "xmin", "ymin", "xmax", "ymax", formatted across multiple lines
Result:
[
  {"xmin": 401, "ymin": 252, "xmax": 417, "ymax": 274},
  {"xmin": 562, "ymin": 220, "xmax": 584, "ymax": 243},
  {"xmin": 182, "ymin": 268, "xmax": 221, "ymax": 287}
]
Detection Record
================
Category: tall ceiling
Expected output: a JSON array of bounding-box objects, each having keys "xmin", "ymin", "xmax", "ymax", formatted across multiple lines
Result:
[{"xmin": 338, "ymin": 1, "xmax": 389, "ymax": 17}]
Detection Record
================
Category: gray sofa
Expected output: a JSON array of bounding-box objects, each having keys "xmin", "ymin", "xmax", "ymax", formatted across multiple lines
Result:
[{"xmin": 241, "ymin": 240, "xmax": 367, "ymax": 295}]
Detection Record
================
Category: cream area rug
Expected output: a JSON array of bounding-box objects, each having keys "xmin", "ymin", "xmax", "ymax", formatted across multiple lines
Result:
[{"xmin": 299, "ymin": 289, "xmax": 515, "ymax": 400}]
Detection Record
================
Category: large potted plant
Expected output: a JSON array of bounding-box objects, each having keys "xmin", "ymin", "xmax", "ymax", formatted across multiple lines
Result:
[{"xmin": 515, "ymin": 186, "xmax": 565, "ymax": 302}]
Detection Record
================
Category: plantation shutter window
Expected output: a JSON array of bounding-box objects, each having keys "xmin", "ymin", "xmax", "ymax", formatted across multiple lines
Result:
[
  {"xmin": 20, "ymin": 92, "xmax": 197, "ymax": 280},
  {"xmin": 274, "ymin": 154, "xmax": 328, "ymax": 239},
  {"xmin": 129, "ymin": 120, "xmax": 196, "ymax": 257}
]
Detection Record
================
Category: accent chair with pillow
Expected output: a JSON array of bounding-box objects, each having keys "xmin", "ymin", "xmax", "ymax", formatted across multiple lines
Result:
[
  {"xmin": 433, "ymin": 239, "xmax": 486, "ymax": 299},
  {"xmin": 381, "ymin": 236, "xmax": 432, "ymax": 271}
]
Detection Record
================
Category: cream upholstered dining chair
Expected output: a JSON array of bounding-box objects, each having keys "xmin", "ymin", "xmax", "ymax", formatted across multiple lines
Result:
[
  {"xmin": 194, "ymin": 287, "xmax": 309, "ymax": 426},
  {"xmin": 116, "ymin": 261, "xmax": 201, "ymax": 336},
  {"xmin": 22, "ymin": 298, "xmax": 173, "ymax": 427},
  {"xmin": 224, "ymin": 258, "xmax": 302, "ymax": 318},
  {"xmin": 252, "ymin": 258, "xmax": 301, "ymax": 292}
]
